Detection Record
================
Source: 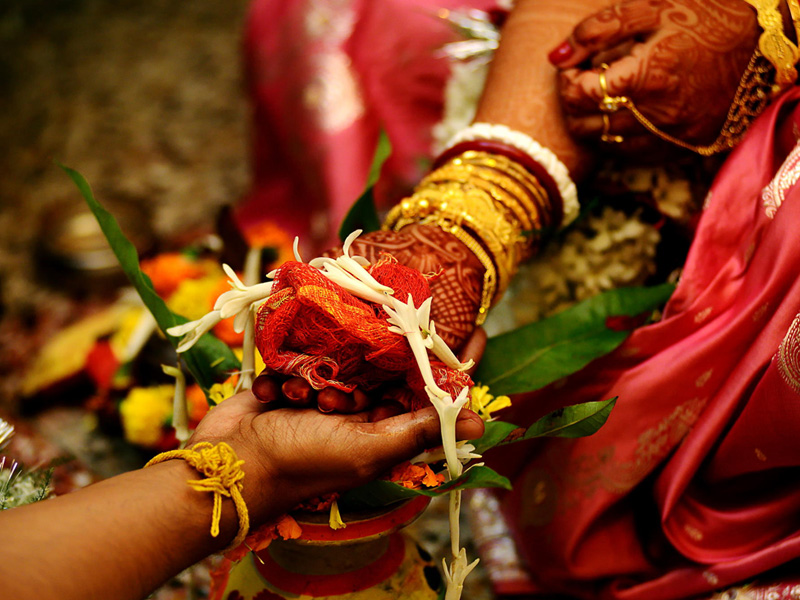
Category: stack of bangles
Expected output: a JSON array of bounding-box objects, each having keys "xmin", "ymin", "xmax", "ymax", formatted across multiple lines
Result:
[{"xmin": 383, "ymin": 123, "xmax": 578, "ymax": 325}]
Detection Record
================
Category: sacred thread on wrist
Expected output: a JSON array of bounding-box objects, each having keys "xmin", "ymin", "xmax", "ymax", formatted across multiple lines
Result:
[{"xmin": 145, "ymin": 441, "xmax": 250, "ymax": 552}]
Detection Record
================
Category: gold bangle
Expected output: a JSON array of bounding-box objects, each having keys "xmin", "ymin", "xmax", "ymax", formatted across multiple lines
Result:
[
  {"xmin": 455, "ymin": 152, "xmax": 554, "ymax": 224},
  {"xmin": 146, "ymin": 442, "xmax": 250, "ymax": 552},
  {"xmin": 384, "ymin": 151, "xmax": 559, "ymax": 322}
]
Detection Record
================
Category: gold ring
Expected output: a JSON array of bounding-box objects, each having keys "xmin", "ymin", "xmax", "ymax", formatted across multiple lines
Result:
[
  {"xmin": 601, "ymin": 113, "xmax": 624, "ymax": 144},
  {"xmin": 598, "ymin": 63, "xmax": 629, "ymax": 113}
]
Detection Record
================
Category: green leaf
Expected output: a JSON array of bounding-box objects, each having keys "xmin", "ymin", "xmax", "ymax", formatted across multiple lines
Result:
[
  {"xmin": 340, "ymin": 465, "xmax": 511, "ymax": 510},
  {"xmin": 522, "ymin": 397, "xmax": 616, "ymax": 440},
  {"xmin": 338, "ymin": 131, "xmax": 391, "ymax": 241},
  {"xmin": 476, "ymin": 284, "xmax": 674, "ymax": 395},
  {"xmin": 471, "ymin": 397, "xmax": 616, "ymax": 455},
  {"xmin": 471, "ymin": 420, "xmax": 518, "ymax": 455},
  {"xmin": 59, "ymin": 164, "xmax": 240, "ymax": 396}
]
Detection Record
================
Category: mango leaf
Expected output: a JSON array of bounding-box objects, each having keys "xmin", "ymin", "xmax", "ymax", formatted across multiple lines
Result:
[
  {"xmin": 522, "ymin": 397, "xmax": 616, "ymax": 440},
  {"xmin": 476, "ymin": 284, "xmax": 674, "ymax": 395},
  {"xmin": 471, "ymin": 420, "xmax": 518, "ymax": 455},
  {"xmin": 472, "ymin": 397, "xmax": 617, "ymax": 456},
  {"xmin": 60, "ymin": 164, "xmax": 240, "ymax": 397},
  {"xmin": 338, "ymin": 131, "xmax": 391, "ymax": 240},
  {"xmin": 340, "ymin": 465, "xmax": 511, "ymax": 510}
]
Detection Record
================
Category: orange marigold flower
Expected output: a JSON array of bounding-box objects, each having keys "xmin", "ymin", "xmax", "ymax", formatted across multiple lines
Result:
[
  {"xmin": 141, "ymin": 253, "xmax": 209, "ymax": 297},
  {"xmin": 242, "ymin": 220, "xmax": 295, "ymax": 267},
  {"xmin": 388, "ymin": 461, "xmax": 445, "ymax": 490},
  {"xmin": 276, "ymin": 515, "xmax": 302, "ymax": 540},
  {"xmin": 207, "ymin": 277, "xmax": 245, "ymax": 347},
  {"xmin": 186, "ymin": 384, "xmax": 210, "ymax": 423},
  {"xmin": 224, "ymin": 514, "xmax": 302, "ymax": 562}
]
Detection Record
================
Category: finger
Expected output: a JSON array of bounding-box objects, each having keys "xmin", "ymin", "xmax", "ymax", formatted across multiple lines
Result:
[
  {"xmin": 458, "ymin": 327, "xmax": 486, "ymax": 376},
  {"xmin": 548, "ymin": 0, "xmax": 661, "ymax": 68},
  {"xmin": 317, "ymin": 387, "xmax": 356, "ymax": 413},
  {"xmin": 559, "ymin": 56, "xmax": 641, "ymax": 115},
  {"xmin": 380, "ymin": 385, "xmax": 413, "ymax": 410},
  {"xmin": 351, "ymin": 388, "xmax": 371, "ymax": 412},
  {"xmin": 564, "ymin": 111, "xmax": 641, "ymax": 141},
  {"xmin": 371, "ymin": 406, "xmax": 485, "ymax": 447},
  {"xmin": 252, "ymin": 374, "xmax": 282, "ymax": 407},
  {"xmin": 282, "ymin": 377, "xmax": 316, "ymax": 407},
  {"xmin": 368, "ymin": 400, "xmax": 406, "ymax": 422}
]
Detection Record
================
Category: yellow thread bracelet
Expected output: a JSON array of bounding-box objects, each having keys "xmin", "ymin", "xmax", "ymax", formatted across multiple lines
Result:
[{"xmin": 146, "ymin": 442, "xmax": 250, "ymax": 552}]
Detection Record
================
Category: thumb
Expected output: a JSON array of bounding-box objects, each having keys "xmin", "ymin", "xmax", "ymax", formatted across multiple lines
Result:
[
  {"xmin": 365, "ymin": 406, "xmax": 485, "ymax": 467},
  {"xmin": 549, "ymin": 0, "xmax": 660, "ymax": 68}
]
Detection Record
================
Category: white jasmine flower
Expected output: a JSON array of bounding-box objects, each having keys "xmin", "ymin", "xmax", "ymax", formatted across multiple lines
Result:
[
  {"xmin": 385, "ymin": 295, "xmax": 448, "ymax": 399},
  {"xmin": 166, "ymin": 311, "xmax": 223, "ymax": 353},
  {"xmin": 411, "ymin": 441, "xmax": 481, "ymax": 466},
  {"xmin": 443, "ymin": 548, "xmax": 480, "ymax": 600},
  {"xmin": 426, "ymin": 386, "xmax": 471, "ymax": 478},
  {"xmin": 292, "ymin": 236, "xmax": 304, "ymax": 262},
  {"xmin": 426, "ymin": 321, "xmax": 474, "ymax": 372},
  {"xmin": 162, "ymin": 365, "xmax": 190, "ymax": 443},
  {"xmin": 310, "ymin": 230, "xmax": 394, "ymax": 303},
  {"xmin": 214, "ymin": 264, "xmax": 274, "ymax": 333}
]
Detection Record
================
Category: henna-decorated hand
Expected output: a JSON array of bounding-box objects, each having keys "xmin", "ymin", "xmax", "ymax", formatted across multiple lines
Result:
[
  {"xmin": 251, "ymin": 224, "xmax": 487, "ymax": 414},
  {"xmin": 550, "ymin": 0, "xmax": 760, "ymax": 155}
]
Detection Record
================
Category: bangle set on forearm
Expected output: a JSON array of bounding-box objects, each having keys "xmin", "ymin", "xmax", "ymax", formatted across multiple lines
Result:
[{"xmin": 384, "ymin": 147, "xmax": 564, "ymax": 325}]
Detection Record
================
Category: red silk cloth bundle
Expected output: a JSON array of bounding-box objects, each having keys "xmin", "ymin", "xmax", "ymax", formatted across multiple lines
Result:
[{"xmin": 254, "ymin": 257, "xmax": 471, "ymax": 409}]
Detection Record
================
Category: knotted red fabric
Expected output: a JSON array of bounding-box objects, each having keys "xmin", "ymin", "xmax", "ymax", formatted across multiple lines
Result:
[{"xmin": 254, "ymin": 256, "xmax": 472, "ymax": 409}]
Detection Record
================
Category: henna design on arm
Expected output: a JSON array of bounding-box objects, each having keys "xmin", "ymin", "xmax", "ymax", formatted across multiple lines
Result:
[{"xmin": 347, "ymin": 225, "xmax": 485, "ymax": 350}]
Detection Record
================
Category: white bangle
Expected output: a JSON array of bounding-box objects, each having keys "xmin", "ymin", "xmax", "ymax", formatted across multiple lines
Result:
[{"xmin": 444, "ymin": 122, "xmax": 579, "ymax": 226}]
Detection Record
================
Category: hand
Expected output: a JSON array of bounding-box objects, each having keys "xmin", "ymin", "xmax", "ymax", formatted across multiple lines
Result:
[
  {"xmin": 250, "ymin": 325, "xmax": 487, "ymax": 415},
  {"xmin": 252, "ymin": 223, "xmax": 487, "ymax": 413},
  {"xmin": 187, "ymin": 390, "xmax": 485, "ymax": 526},
  {"xmin": 550, "ymin": 0, "xmax": 760, "ymax": 155}
]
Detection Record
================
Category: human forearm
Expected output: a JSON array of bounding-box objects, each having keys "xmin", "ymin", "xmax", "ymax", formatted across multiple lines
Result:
[
  {"xmin": 0, "ymin": 459, "xmax": 241, "ymax": 600},
  {"xmin": 475, "ymin": 0, "xmax": 612, "ymax": 178}
]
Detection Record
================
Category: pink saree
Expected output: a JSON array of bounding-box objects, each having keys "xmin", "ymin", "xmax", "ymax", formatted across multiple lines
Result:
[
  {"xmin": 235, "ymin": 0, "xmax": 496, "ymax": 253},
  {"xmin": 489, "ymin": 87, "xmax": 800, "ymax": 599}
]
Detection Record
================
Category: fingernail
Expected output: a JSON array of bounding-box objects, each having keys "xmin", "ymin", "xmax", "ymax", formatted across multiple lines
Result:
[
  {"xmin": 548, "ymin": 40, "xmax": 574, "ymax": 65},
  {"xmin": 252, "ymin": 375, "xmax": 280, "ymax": 404}
]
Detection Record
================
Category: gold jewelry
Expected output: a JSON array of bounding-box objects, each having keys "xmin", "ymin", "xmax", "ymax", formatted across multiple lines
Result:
[
  {"xmin": 787, "ymin": 0, "xmax": 800, "ymax": 42},
  {"xmin": 596, "ymin": 55, "xmax": 776, "ymax": 156},
  {"xmin": 146, "ymin": 442, "xmax": 250, "ymax": 552},
  {"xmin": 598, "ymin": 67, "xmax": 626, "ymax": 143},
  {"xmin": 601, "ymin": 114, "xmax": 624, "ymax": 144},
  {"xmin": 743, "ymin": 0, "xmax": 799, "ymax": 88},
  {"xmin": 384, "ymin": 151, "xmax": 552, "ymax": 324}
]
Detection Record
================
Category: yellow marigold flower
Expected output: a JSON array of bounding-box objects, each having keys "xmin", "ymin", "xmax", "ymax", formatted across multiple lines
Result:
[
  {"xmin": 167, "ymin": 274, "xmax": 225, "ymax": 321},
  {"xmin": 470, "ymin": 385, "xmax": 512, "ymax": 421},
  {"xmin": 119, "ymin": 385, "xmax": 173, "ymax": 447},
  {"xmin": 209, "ymin": 380, "xmax": 237, "ymax": 405}
]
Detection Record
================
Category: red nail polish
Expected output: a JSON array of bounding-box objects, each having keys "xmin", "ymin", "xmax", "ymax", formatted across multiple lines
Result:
[{"xmin": 548, "ymin": 40, "xmax": 575, "ymax": 65}]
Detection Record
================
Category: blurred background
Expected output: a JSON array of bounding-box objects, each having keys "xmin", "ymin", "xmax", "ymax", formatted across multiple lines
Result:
[{"xmin": 0, "ymin": 0, "xmax": 251, "ymax": 408}]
